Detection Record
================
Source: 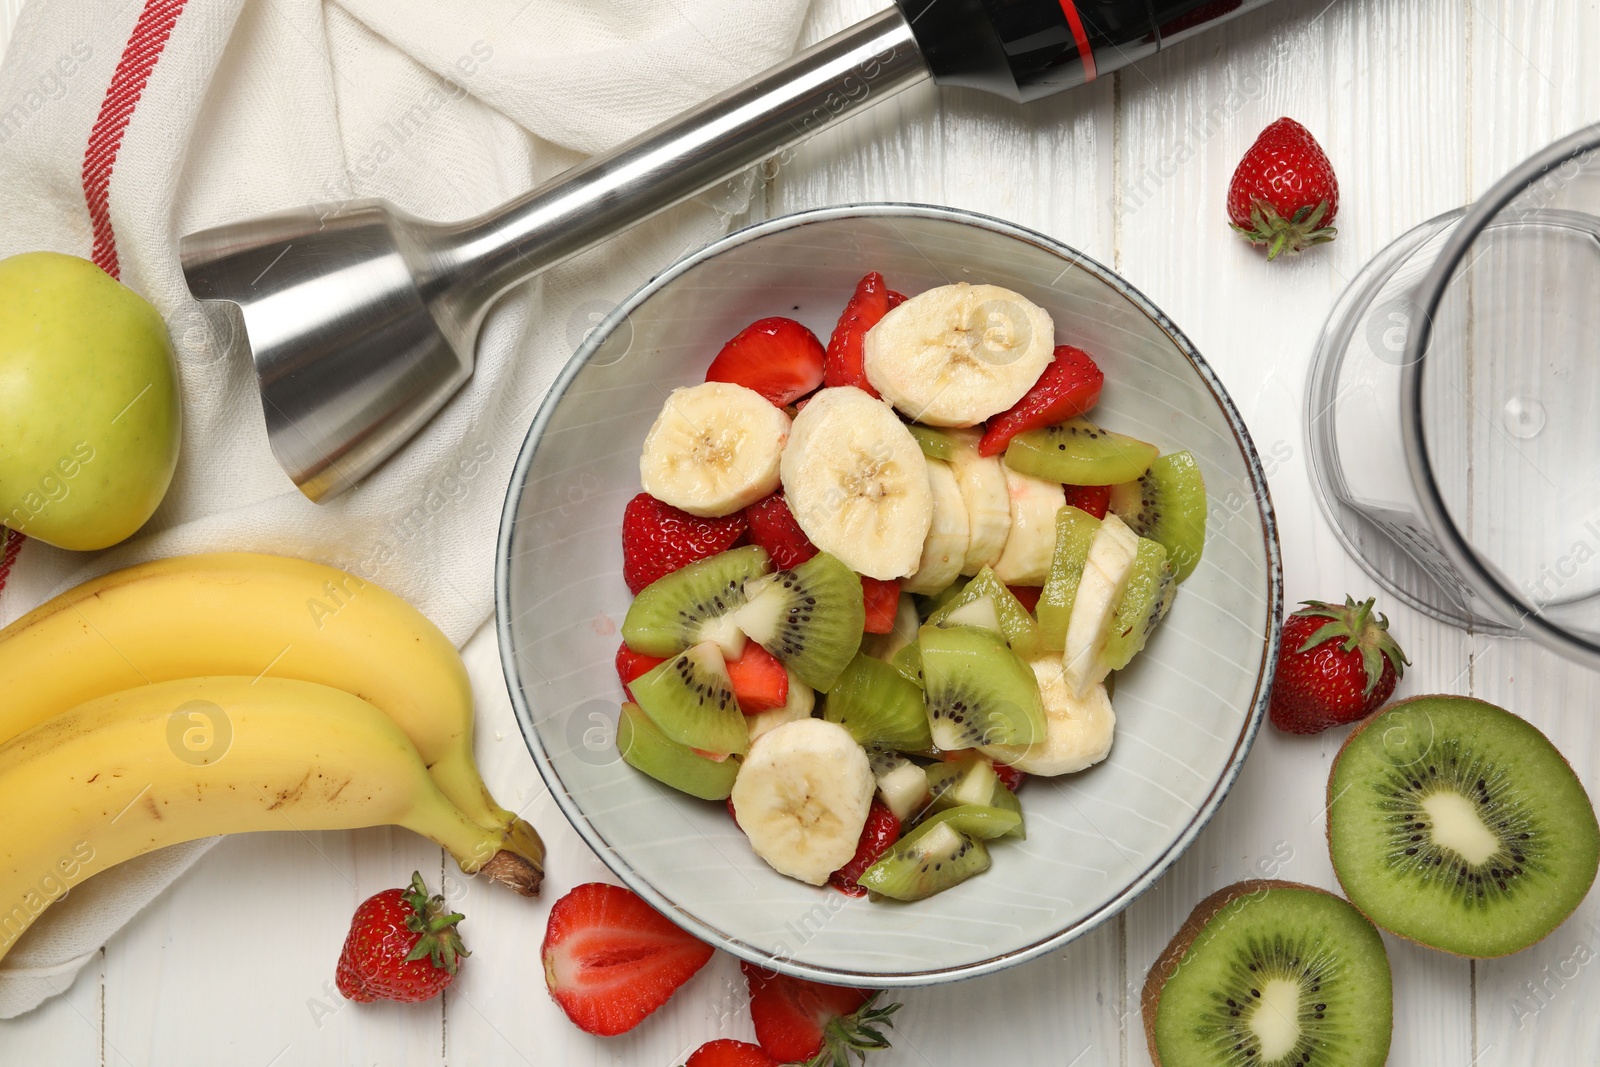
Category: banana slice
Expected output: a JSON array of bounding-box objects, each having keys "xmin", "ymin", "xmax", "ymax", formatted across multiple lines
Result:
[
  {"xmin": 640, "ymin": 381, "xmax": 790, "ymax": 517},
  {"xmin": 982, "ymin": 657, "xmax": 1115, "ymax": 775},
  {"xmin": 731, "ymin": 718, "xmax": 875, "ymax": 885},
  {"xmin": 863, "ymin": 282, "xmax": 1054, "ymax": 427},
  {"xmin": 1063, "ymin": 513, "xmax": 1140, "ymax": 696},
  {"xmin": 992, "ymin": 466, "xmax": 1066, "ymax": 587},
  {"xmin": 902, "ymin": 458, "xmax": 969, "ymax": 595},
  {"xmin": 944, "ymin": 427, "xmax": 1012, "ymax": 575},
  {"xmin": 779, "ymin": 386, "xmax": 932, "ymax": 580}
]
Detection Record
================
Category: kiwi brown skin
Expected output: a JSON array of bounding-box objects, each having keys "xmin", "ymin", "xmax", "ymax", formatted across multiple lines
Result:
[
  {"xmin": 1325, "ymin": 693, "xmax": 1600, "ymax": 959},
  {"xmin": 1140, "ymin": 880, "xmax": 1352, "ymax": 1067}
]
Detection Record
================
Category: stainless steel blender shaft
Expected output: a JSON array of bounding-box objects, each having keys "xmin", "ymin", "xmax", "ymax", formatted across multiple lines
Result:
[{"xmin": 180, "ymin": 7, "xmax": 929, "ymax": 501}]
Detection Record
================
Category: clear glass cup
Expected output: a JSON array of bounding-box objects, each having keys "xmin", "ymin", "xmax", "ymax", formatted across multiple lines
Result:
[{"xmin": 1308, "ymin": 123, "xmax": 1600, "ymax": 669}]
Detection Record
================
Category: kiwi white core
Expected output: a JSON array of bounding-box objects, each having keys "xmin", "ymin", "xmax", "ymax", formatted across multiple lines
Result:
[
  {"xmin": 942, "ymin": 595, "xmax": 1001, "ymax": 633},
  {"xmin": 1423, "ymin": 790, "xmax": 1499, "ymax": 865},
  {"xmin": 1247, "ymin": 978, "xmax": 1303, "ymax": 1062}
]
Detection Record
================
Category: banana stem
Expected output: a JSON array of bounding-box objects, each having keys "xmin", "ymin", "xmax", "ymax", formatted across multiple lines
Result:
[{"xmin": 405, "ymin": 799, "xmax": 545, "ymax": 897}]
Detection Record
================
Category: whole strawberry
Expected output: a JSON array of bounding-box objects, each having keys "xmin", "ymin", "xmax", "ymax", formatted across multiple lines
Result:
[
  {"xmin": 1227, "ymin": 117, "xmax": 1339, "ymax": 260},
  {"xmin": 336, "ymin": 871, "xmax": 467, "ymax": 1003},
  {"xmin": 622, "ymin": 492, "xmax": 748, "ymax": 594},
  {"xmin": 1269, "ymin": 597, "xmax": 1408, "ymax": 735}
]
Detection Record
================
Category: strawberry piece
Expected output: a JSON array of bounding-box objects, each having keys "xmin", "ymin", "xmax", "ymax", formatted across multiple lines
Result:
[
  {"xmin": 992, "ymin": 763, "xmax": 1027, "ymax": 793},
  {"xmin": 543, "ymin": 882, "xmax": 714, "ymax": 1036},
  {"xmin": 706, "ymin": 317, "xmax": 826, "ymax": 407},
  {"xmin": 616, "ymin": 643, "xmax": 667, "ymax": 701},
  {"xmin": 1269, "ymin": 596, "xmax": 1409, "ymax": 735},
  {"xmin": 977, "ymin": 345, "xmax": 1104, "ymax": 457},
  {"xmin": 1062, "ymin": 484, "xmax": 1111, "ymax": 520},
  {"xmin": 861, "ymin": 577, "xmax": 900, "ymax": 635},
  {"xmin": 828, "ymin": 802, "xmax": 901, "ymax": 897},
  {"xmin": 1008, "ymin": 584, "xmax": 1043, "ymax": 614},
  {"xmin": 726, "ymin": 795, "xmax": 739, "ymax": 827},
  {"xmin": 684, "ymin": 1039, "xmax": 779, "ymax": 1067},
  {"xmin": 1227, "ymin": 117, "xmax": 1339, "ymax": 260},
  {"xmin": 744, "ymin": 492, "xmax": 818, "ymax": 570},
  {"xmin": 743, "ymin": 962, "xmax": 899, "ymax": 1064},
  {"xmin": 824, "ymin": 272, "xmax": 894, "ymax": 395},
  {"xmin": 885, "ymin": 289, "xmax": 907, "ymax": 309},
  {"xmin": 726, "ymin": 642, "xmax": 789, "ymax": 713},
  {"xmin": 622, "ymin": 493, "xmax": 747, "ymax": 595},
  {"xmin": 336, "ymin": 872, "xmax": 467, "ymax": 1004}
]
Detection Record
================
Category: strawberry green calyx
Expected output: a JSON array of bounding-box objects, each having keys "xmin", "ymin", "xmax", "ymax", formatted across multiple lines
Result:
[
  {"xmin": 400, "ymin": 870, "xmax": 469, "ymax": 975},
  {"xmin": 1231, "ymin": 197, "xmax": 1338, "ymax": 260},
  {"xmin": 806, "ymin": 994, "xmax": 900, "ymax": 1067},
  {"xmin": 1292, "ymin": 596, "xmax": 1409, "ymax": 697}
]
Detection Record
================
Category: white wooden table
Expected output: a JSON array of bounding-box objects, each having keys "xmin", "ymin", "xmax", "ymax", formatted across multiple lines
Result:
[{"xmin": 7, "ymin": 0, "xmax": 1599, "ymax": 1063}]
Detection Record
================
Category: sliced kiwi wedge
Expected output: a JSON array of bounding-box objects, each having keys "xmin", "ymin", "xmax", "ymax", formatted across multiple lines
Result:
[
  {"xmin": 617, "ymin": 702, "xmax": 740, "ymax": 800},
  {"xmin": 925, "ymin": 756, "xmax": 1024, "ymax": 839},
  {"xmin": 1003, "ymin": 417, "xmax": 1159, "ymax": 486},
  {"xmin": 889, "ymin": 642, "xmax": 924, "ymax": 688},
  {"xmin": 926, "ymin": 566, "xmax": 1043, "ymax": 657},
  {"xmin": 919, "ymin": 624, "xmax": 1045, "ymax": 750},
  {"xmin": 1099, "ymin": 536, "xmax": 1176, "ymax": 673},
  {"xmin": 917, "ymin": 803, "xmax": 1021, "ymax": 840},
  {"xmin": 1036, "ymin": 506, "xmax": 1101, "ymax": 650},
  {"xmin": 822, "ymin": 652, "xmax": 933, "ymax": 752},
  {"xmin": 622, "ymin": 545, "xmax": 771, "ymax": 657},
  {"xmin": 914, "ymin": 575, "xmax": 971, "ymax": 620},
  {"xmin": 628, "ymin": 642, "xmax": 750, "ymax": 757},
  {"xmin": 906, "ymin": 423, "xmax": 957, "ymax": 462},
  {"xmin": 1142, "ymin": 880, "xmax": 1392, "ymax": 1067},
  {"xmin": 1328, "ymin": 695, "xmax": 1600, "ymax": 958},
  {"xmin": 1109, "ymin": 450, "xmax": 1206, "ymax": 582},
  {"xmin": 857, "ymin": 818, "xmax": 990, "ymax": 901},
  {"xmin": 733, "ymin": 551, "xmax": 864, "ymax": 692}
]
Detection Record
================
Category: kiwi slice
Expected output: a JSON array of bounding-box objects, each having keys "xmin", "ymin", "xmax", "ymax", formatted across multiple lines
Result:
[
  {"xmin": 919, "ymin": 624, "xmax": 1045, "ymax": 750},
  {"xmin": 1142, "ymin": 880, "xmax": 1393, "ymax": 1067},
  {"xmin": 629, "ymin": 642, "xmax": 750, "ymax": 757},
  {"xmin": 1003, "ymin": 417, "xmax": 1159, "ymax": 486},
  {"xmin": 1036, "ymin": 506, "xmax": 1101, "ymax": 650},
  {"xmin": 935, "ymin": 595, "xmax": 1003, "ymax": 634},
  {"xmin": 1099, "ymin": 537, "xmax": 1176, "ymax": 673},
  {"xmin": 906, "ymin": 423, "xmax": 957, "ymax": 461},
  {"xmin": 822, "ymin": 652, "xmax": 933, "ymax": 752},
  {"xmin": 926, "ymin": 567, "xmax": 1043, "ymax": 657},
  {"xmin": 1328, "ymin": 695, "xmax": 1600, "ymax": 958},
  {"xmin": 917, "ymin": 803, "xmax": 1021, "ymax": 840},
  {"xmin": 733, "ymin": 551, "xmax": 864, "ymax": 692},
  {"xmin": 617, "ymin": 702, "xmax": 740, "ymax": 800},
  {"xmin": 622, "ymin": 545, "xmax": 771, "ymax": 657},
  {"xmin": 925, "ymin": 756, "xmax": 1024, "ymax": 839},
  {"xmin": 1109, "ymin": 450, "xmax": 1207, "ymax": 582},
  {"xmin": 856, "ymin": 818, "xmax": 990, "ymax": 901},
  {"xmin": 889, "ymin": 642, "xmax": 924, "ymax": 688}
]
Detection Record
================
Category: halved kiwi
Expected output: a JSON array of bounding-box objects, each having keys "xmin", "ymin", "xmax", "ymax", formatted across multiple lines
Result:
[
  {"xmin": 1036, "ymin": 506, "xmax": 1101, "ymax": 650},
  {"xmin": 919, "ymin": 624, "xmax": 1045, "ymax": 750},
  {"xmin": 617, "ymin": 702, "xmax": 740, "ymax": 800},
  {"xmin": 1109, "ymin": 450, "xmax": 1206, "ymax": 582},
  {"xmin": 1142, "ymin": 880, "xmax": 1393, "ymax": 1067},
  {"xmin": 1327, "ymin": 695, "xmax": 1600, "ymax": 958},
  {"xmin": 1003, "ymin": 417, "xmax": 1158, "ymax": 486},
  {"xmin": 628, "ymin": 642, "xmax": 750, "ymax": 757},
  {"xmin": 857, "ymin": 818, "xmax": 990, "ymax": 901},
  {"xmin": 1099, "ymin": 536, "xmax": 1176, "ymax": 673},
  {"xmin": 822, "ymin": 651, "xmax": 932, "ymax": 752},
  {"xmin": 926, "ymin": 566, "xmax": 1043, "ymax": 657},
  {"xmin": 621, "ymin": 545, "xmax": 771, "ymax": 656},
  {"xmin": 733, "ymin": 551, "xmax": 864, "ymax": 692}
]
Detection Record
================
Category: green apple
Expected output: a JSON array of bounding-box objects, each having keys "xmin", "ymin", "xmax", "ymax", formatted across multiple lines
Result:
[{"xmin": 0, "ymin": 252, "xmax": 180, "ymax": 551}]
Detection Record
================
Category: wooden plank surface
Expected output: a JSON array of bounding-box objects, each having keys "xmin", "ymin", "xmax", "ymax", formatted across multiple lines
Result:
[{"xmin": 4, "ymin": 0, "xmax": 1598, "ymax": 1063}]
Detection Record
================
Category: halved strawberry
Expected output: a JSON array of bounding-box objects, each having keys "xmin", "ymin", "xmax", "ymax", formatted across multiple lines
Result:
[
  {"xmin": 622, "ymin": 493, "xmax": 748, "ymax": 594},
  {"xmin": 824, "ymin": 272, "xmax": 895, "ymax": 395},
  {"xmin": 744, "ymin": 492, "xmax": 818, "ymax": 570},
  {"xmin": 861, "ymin": 577, "xmax": 900, "ymax": 635},
  {"xmin": 616, "ymin": 643, "xmax": 667, "ymax": 701},
  {"xmin": 684, "ymin": 1039, "xmax": 778, "ymax": 1067},
  {"xmin": 743, "ymin": 962, "xmax": 899, "ymax": 1064},
  {"xmin": 828, "ymin": 802, "xmax": 900, "ymax": 897},
  {"xmin": 542, "ymin": 882, "xmax": 713, "ymax": 1037},
  {"xmin": 1062, "ymin": 483, "xmax": 1111, "ymax": 520},
  {"xmin": 706, "ymin": 317, "xmax": 826, "ymax": 407},
  {"xmin": 1008, "ymin": 584, "xmax": 1043, "ymax": 614},
  {"xmin": 726, "ymin": 643, "xmax": 789, "ymax": 713},
  {"xmin": 978, "ymin": 345, "xmax": 1105, "ymax": 456}
]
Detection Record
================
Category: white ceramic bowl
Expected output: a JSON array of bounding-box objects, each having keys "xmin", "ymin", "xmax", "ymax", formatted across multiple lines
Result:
[{"xmin": 496, "ymin": 204, "xmax": 1281, "ymax": 986}]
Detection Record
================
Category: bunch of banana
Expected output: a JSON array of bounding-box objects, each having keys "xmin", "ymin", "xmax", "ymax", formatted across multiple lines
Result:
[{"xmin": 0, "ymin": 554, "xmax": 544, "ymax": 962}]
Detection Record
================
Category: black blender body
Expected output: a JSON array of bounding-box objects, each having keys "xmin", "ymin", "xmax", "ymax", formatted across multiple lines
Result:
[{"xmin": 898, "ymin": 0, "xmax": 1276, "ymax": 101}]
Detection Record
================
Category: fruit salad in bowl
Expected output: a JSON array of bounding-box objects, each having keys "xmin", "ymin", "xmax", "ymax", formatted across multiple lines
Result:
[{"xmin": 497, "ymin": 204, "xmax": 1282, "ymax": 985}]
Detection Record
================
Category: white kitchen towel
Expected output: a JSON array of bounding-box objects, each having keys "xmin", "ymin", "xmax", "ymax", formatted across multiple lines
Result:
[{"xmin": 0, "ymin": 0, "xmax": 813, "ymax": 1018}]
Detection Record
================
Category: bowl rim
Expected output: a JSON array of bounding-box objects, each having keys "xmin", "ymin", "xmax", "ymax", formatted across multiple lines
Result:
[{"xmin": 495, "ymin": 201, "xmax": 1283, "ymax": 986}]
